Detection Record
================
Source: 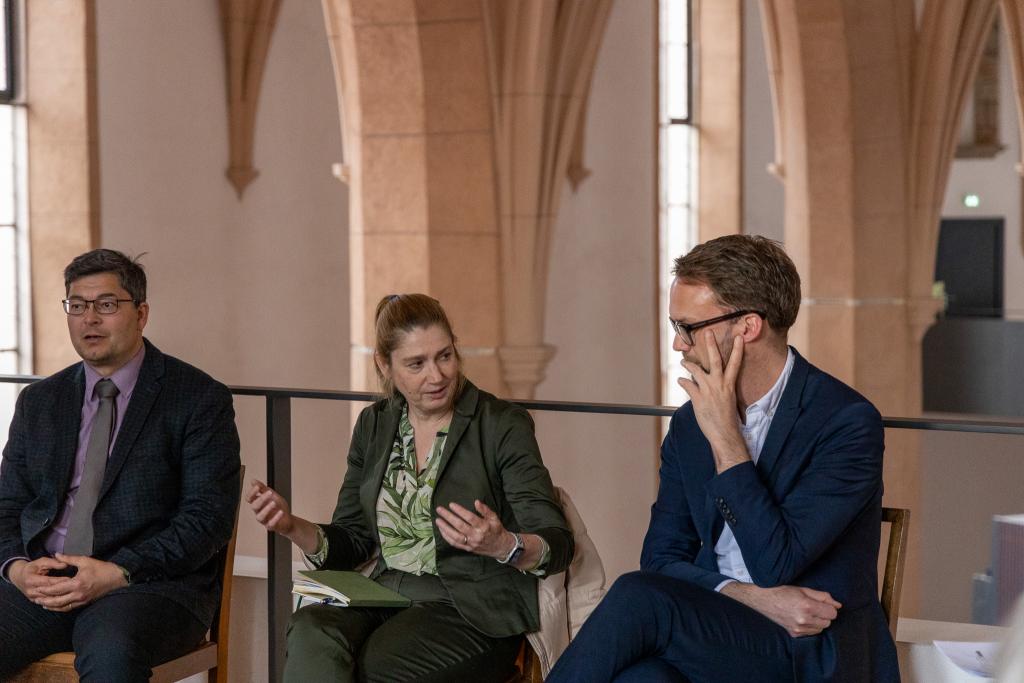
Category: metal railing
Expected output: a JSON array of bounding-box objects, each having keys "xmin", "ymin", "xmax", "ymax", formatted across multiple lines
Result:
[{"xmin": 2, "ymin": 374, "xmax": 1024, "ymax": 681}]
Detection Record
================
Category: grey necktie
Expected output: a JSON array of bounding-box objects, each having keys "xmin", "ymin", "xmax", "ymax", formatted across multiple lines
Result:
[{"xmin": 63, "ymin": 378, "xmax": 120, "ymax": 556}]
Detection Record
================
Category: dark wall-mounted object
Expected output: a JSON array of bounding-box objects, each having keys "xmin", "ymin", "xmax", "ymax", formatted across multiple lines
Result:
[
  {"xmin": 922, "ymin": 318, "xmax": 1024, "ymax": 416},
  {"xmin": 935, "ymin": 218, "xmax": 1004, "ymax": 318}
]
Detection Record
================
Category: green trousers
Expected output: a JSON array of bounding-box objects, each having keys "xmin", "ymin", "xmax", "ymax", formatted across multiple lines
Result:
[{"xmin": 283, "ymin": 570, "xmax": 521, "ymax": 683}]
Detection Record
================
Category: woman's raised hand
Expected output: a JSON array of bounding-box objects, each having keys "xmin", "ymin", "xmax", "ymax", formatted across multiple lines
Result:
[
  {"xmin": 435, "ymin": 500, "xmax": 514, "ymax": 560},
  {"xmin": 247, "ymin": 479, "xmax": 296, "ymax": 536}
]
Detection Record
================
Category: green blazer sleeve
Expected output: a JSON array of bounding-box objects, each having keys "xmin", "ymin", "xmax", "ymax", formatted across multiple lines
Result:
[
  {"xmin": 491, "ymin": 405, "xmax": 573, "ymax": 574},
  {"xmin": 320, "ymin": 406, "xmax": 379, "ymax": 570}
]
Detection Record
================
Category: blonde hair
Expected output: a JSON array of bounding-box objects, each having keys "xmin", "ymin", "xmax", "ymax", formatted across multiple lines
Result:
[{"xmin": 373, "ymin": 294, "xmax": 465, "ymax": 406}]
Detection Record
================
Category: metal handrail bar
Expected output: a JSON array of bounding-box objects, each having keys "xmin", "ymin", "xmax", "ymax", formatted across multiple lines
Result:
[
  {"xmin": 3, "ymin": 375, "xmax": 1024, "ymax": 435},
  {"xmin": 2, "ymin": 372, "xmax": 1023, "ymax": 681}
]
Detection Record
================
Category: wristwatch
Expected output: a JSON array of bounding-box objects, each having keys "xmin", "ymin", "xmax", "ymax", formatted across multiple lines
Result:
[{"xmin": 498, "ymin": 532, "xmax": 525, "ymax": 565}]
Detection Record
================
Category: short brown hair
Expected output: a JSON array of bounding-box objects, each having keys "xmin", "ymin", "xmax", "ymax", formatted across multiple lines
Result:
[
  {"xmin": 373, "ymin": 294, "xmax": 465, "ymax": 404},
  {"xmin": 64, "ymin": 249, "xmax": 147, "ymax": 302},
  {"xmin": 672, "ymin": 235, "xmax": 801, "ymax": 333}
]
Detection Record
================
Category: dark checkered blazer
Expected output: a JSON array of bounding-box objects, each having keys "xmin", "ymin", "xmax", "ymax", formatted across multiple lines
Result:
[{"xmin": 0, "ymin": 339, "xmax": 241, "ymax": 626}]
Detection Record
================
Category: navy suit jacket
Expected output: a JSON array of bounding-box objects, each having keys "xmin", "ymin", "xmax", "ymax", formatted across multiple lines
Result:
[
  {"xmin": 0, "ymin": 339, "xmax": 241, "ymax": 626},
  {"xmin": 641, "ymin": 349, "xmax": 899, "ymax": 682}
]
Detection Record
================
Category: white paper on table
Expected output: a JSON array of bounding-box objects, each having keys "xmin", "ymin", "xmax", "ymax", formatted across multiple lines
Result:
[{"xmin": 933, "ymin": 641, "xmax": 999, "ymax": 678}]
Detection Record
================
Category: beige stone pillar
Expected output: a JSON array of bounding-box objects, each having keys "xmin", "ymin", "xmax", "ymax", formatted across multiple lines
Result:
[
  {"xmin": 998, "ymin": 0, "xmax": 1024, "ymax": 258},
  {"xmin": 695, "ymin": 0, "xmax": 743, "ymax": 241},
  {"xmin": 322, "ymin": 0, "xmax": 505, "ymax": 395},
  {"xmin": 758, "ymin": 0, "xmax": 997, "ymax": 615},
  {"xmin": 481, "ymin": 0, "xmax": 613, "ymax": 398},
  {"xmin": 323, "ymin": 0, "xmax": 612, "ymax": 399},
  {"xmin": 26, "ymin": 0, "xmax": 100, "ymax": 374}
]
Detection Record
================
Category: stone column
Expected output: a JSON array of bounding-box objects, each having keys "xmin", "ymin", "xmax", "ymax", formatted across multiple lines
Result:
[
  {"xmin": 758, "ymin": 0, "xmax": 997, "ymax": 615},
  {"xmin": 323, "ymin": 0, "xmax": 612, "ymax": 399},
  {"xmin": 481, "ymin": 0, "xmax": 613, "ymax": 398},
  {"xmin": 696, "ymin": 0, "xmax": 743, "ymax": 241},
  {"xmin": 322, "ymin": 0, "xmax": 505, "ymax": 395},
  {"xmin": 27, "ymin": 0, "xmax": 100, "ymax": 374}
]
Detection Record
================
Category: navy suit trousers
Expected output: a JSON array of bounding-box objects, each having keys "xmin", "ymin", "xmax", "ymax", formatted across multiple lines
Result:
[
  {"xmin": 547, "ymin": 571, "xmax": 796, "ymax": 683},
  {"xmin": 0, "ymin": 580, "xmax": 208, "ymax": 682}
]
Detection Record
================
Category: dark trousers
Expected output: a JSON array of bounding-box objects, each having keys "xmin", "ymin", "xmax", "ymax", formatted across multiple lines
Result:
[
  {"xmin": 284, "ymin": 570, "xmax": 521, "ymax": 683},
  {"xmin": 0, "ymin": 580, "xmax": 208, "ymax": 683},
  {"xmin": 546, "ymin": 571, "xmax": 796, "ymax": 683}
]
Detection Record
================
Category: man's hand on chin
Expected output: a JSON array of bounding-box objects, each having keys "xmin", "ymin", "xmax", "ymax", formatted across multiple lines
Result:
[
  {"xmin": 29, "ymin": 554, "xmax": 129, "ymax": 612},
  {"xmin": 721, "ymin": 581, "xmax": 841, "ymax": 638}
]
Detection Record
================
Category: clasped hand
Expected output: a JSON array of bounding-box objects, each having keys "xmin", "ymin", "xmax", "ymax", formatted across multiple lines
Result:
[
  {"xmin": 10, "ymin": 554, "xmax": 126, "ymax": 612},
  {"xmin": 724, "ymin": 582, "xmax": 841, "ymax": 638},
  {"xmin": 435, "ymin": 500, "xmax": 514, "ymax": 560}
]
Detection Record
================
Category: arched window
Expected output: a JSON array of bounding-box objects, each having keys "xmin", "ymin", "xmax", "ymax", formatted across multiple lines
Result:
[
  {"xmin": 659, "ymin": 0, "xmax": 695, "ymax": 406},
  {"xmin": 0, "ymin": 0, "xmax": 30, "ymax": 430}
]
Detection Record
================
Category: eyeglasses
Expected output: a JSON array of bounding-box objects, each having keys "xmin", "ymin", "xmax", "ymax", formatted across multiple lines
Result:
[
  {"xmin": 62, "ymin": 297, "xmax": 136, "ymax": 316},
  {"xmin": 669, "ymin": 310, "xmax": 764, "ymax": 346}
]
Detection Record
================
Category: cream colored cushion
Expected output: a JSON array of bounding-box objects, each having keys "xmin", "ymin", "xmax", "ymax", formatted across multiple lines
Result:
[{"xmin": 526, "ymin": 486, "xmax": 608, "ymax": 676}]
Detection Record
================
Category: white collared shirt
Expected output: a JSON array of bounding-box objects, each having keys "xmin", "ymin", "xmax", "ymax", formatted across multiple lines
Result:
[{"xmin": 714, "ymin": 348, "xmax": 795, "ymax": 591}]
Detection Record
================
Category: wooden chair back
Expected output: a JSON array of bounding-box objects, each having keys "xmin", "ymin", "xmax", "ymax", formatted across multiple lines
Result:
[
  {"xmin": 9, "ymin": 466, "xmax": 244, "ymax": 683},
  {"xmin": 880, "ymin": 506, "xmax": 910, "ymax": 639}
]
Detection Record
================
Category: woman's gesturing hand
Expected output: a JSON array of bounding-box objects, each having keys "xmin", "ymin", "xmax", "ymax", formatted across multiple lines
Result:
[
  {"xmin": 247, "ymin": 479, "xmax": 296, "ymax": 536},
  {"xmin": 435, "ymin": 500, "xmax": 514, "ymax": 560}
]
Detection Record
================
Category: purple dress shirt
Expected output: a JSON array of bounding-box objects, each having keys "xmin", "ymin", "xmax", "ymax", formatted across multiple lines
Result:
[{"xmin": 43, "ymin": 346, "xmax": 146, "ymax": 555}]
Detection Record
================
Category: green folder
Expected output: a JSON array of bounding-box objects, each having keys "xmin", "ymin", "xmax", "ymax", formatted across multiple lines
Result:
[{"xmin": 293, "ymin": 570, "xmax": 411, "ymax": 608}]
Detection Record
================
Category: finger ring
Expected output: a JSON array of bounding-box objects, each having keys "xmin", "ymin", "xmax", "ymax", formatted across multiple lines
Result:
[{"xmin": 463, "ymin": 535, "xmax": 468, "ymax": 544}]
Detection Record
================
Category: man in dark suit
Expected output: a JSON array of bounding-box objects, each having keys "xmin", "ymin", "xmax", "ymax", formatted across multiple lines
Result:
[
  {"xmin": 548, "ymin": 235, "xmax": 899, "ymax": 682},
  {"xmin": 0, "ymin": 249, "xmax": 241, "ymax": 682}
]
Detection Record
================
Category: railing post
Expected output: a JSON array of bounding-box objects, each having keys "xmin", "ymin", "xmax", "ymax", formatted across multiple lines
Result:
[{"xmin": 266, "ymin": 394, "xmax": 292, "ymax": 683}]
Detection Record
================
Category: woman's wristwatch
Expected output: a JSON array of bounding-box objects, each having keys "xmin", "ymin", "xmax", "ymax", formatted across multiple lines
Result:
[{"xmin": 498, "ymin": 531, "xmax": 525, "ymax": 565}]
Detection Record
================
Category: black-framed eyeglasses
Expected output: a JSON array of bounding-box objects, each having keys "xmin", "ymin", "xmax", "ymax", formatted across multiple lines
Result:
[
  {"xmin": 62, "ymin": 297, "xmax": 136, "ymax": 316},
  {"xmin": 669, "ymin": 310, "xmax": 764, "ymax": 346}
]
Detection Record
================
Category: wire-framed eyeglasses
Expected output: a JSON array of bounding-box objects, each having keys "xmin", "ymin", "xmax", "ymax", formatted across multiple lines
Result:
[
  {"xmin": 62, "ymin": 297, "xmax": 136, "ymax": 316},
  {"xmin": 669, "ymin": 310, "xmax": 764, "ymax": 346}
]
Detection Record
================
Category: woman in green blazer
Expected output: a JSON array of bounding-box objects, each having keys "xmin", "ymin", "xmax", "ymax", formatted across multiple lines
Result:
[{"xmin": 249, "ymin": 294, "xmax": 574, "ymax": 682}]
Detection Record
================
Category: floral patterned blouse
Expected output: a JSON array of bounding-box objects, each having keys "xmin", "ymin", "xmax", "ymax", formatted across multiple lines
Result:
[{"xmin": 374, "ymin": 405, "xmax": 448, "ymax": 576}]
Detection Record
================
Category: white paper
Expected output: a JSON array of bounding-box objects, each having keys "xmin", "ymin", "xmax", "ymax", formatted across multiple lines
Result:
[{"xmin": 933, "ymin": 641, "xmax": 998, "ymax": 678}]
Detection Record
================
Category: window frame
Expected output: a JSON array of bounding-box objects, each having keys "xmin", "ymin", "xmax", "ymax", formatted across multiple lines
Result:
[{"xmin": 0, "ymin": 0, "xmax": 16, "ymax": 104}]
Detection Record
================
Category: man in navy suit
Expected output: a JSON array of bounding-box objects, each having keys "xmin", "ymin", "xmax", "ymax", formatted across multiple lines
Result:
[
  {"xmin": 0, "ymin": 249, "xmax": 241, "ymax": 682},
  {"xmin": 548, "ymin": 235, "xmax": 899, "ymax": 682}
]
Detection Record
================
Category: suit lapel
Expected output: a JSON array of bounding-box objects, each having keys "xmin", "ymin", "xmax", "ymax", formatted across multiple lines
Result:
[
  {"xmin": 360, "ymin": 405, "xmax": 399, "ymax": 521},
  {"xmin": 53, "ymin": 366, "xmax": 86, "ymax": 496},
  {"xmin": 99, "ymin": 342, "xmax": 163, "ymax": 499},
  {"xmin": 755, "ymin": 348, "xmax": 809, "ymax": 478},
  {"xmin": 434, "ymin": 382, "xmax": 479, "ymax": 483}
]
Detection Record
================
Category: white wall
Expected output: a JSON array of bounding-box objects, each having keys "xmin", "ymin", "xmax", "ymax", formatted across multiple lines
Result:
[
  {"xmin": 95, "ymin": 0, "xmax": 350, "ymax": 562},
  {"xmin": 539, "ymin": 0, "xmax": 659, "ymax": 584}
]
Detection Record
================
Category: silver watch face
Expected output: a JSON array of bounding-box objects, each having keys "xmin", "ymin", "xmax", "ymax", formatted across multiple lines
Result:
[{"xmin": 510, "ymin": 533, "xmax": 525, "ymax": 561}]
